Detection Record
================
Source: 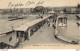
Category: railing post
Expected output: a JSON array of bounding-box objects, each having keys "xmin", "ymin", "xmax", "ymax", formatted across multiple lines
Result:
[
  {"xmin": 55, "ymin": 16, "xmax": 58, "ymax": 35},
  {"xmin": 28, "ymin": 28, "xmax": 30, "ymax": 40}
]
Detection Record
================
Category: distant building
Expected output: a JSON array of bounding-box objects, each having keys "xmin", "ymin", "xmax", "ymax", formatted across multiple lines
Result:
[
  {"xmin": 0, "ymin": 10, "xmax": 3, "ymax": 14},
  {"xmin": 70, "ymin": 7, "xmax": 77, "ymax": 14},
  {"xmin": 60, "ymin": 11, "xmax": 64, "ymax": 14},
  {"xmin": 64, "ymin": 7, "xmax": 77, "ymax": 14},
  {"xmin": 48, "ymin": 10, "xmax": 55, "ymax": 14},
  {"xmin": 64, "ymin": 7, "xmax": 71, "ymax": 14},
  {"xmin": 78, "ymin": 4, "xmax": 80, "ymax": 8},
  {"xmin": 53, "ymin": 7, "xmax": 64, "ymax": 13},
  {"xmin": 78, "ymin": 4, "xmax": 80, "ymax": 13}
]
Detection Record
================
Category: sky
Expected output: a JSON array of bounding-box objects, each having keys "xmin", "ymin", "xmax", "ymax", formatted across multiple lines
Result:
[{"xmin": 0, "ymin": 0, "xmax": 80, "ymax": 9}]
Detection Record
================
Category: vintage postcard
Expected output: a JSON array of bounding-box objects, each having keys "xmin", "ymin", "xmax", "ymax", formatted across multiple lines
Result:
[{"xmin": 0, "ymin": 0, "xmax": 80, "ymax": 49}]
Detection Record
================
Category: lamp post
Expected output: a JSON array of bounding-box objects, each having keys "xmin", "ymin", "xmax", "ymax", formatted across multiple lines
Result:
[{"xmin": 55, "ymin": 15, "xmax": 58, "ymax": 36}]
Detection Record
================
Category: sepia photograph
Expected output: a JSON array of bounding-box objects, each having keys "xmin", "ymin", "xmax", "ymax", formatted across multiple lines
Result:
[{"xmin": 0, "ymin": 0, "xmax": 80, "ymax": 49}]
